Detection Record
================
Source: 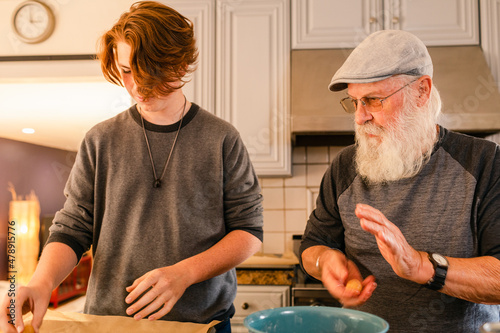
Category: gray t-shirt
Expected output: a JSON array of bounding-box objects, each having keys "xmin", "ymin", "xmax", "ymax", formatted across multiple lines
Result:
[
  {"xmin": 300, "ymin": 126, "xmax": 500, "ymax": 332},
  {"xmin": 47, "ymin": 103, "xmax": 263, "ymax": 323}
]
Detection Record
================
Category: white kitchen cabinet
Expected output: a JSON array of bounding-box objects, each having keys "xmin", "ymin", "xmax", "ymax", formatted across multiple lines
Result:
[
  {"xmin": 480, "ymin": 0, "xmax": 500, "ymax": 88},
  {"xmin": 168, "ymin": 0, "xmax": 216, "ymax": 114},
  {"xmin": 232, "ymin": 285, "xmax": 290, "ymax": 332},
  {"xmin": 291, "ymin": 0, "xmax": 479, "ymax": 49},
  {"xmin": 171, "ymin": 0, "xmax": 291, "ymax": 177},
  {"xmin": 216, "ymin": 0, "xmax": 291, "ymax": 176}
]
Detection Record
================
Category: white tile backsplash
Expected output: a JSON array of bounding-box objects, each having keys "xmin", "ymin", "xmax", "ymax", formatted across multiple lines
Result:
[
  {"xmin": 307, "ymin": 146, "xmax": 330, "ymax": 164},
  {"xmin": 261, "ymin": 177, "xmax": 284, "ymax": 188},
  {"xmin": 285, "ymin": 210, "xmax": 308, "ymax": 233},
  {"xmin": 306, "ymin": 164, "xmax": 329, "ymax": 187},
  {"xmin": 306, "ymin": 187, "xmax": 320, "ymax": 216},
  {"xmin": 284, "ymin": 164, "xmax": 306, "ymax": 187},
  {"xmin": 292, "ymin": 146, "xmax": 306, "ymax": 164},
  {"xmin": 285, "ymin": 187, "xmax": 307, "ymax": 209},
  {"xmin": 262, "ymin": 187, "xmax": 284, "ymax": 210},
  {"xmin": 263, "ymin": 232, "xmax": 285, "ymax": 254},
  {"xmin": 263, "ymin": 210, "xmax": 285, "ymax": 232},
  {"xmin": 285, "ymin": 232, "xmax": 298, "ymax": 255},
  {"xmin": 329, "ymin": 146, "xmax": 344, "ymax": 162},
  {"xmin": 260, "ymin": 145, "xmax": 346, "ymax": 255}
]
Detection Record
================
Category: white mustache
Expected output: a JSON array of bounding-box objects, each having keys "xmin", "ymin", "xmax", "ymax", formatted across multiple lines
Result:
[{"xmin": 356, "ymin": 122, "xmax": 385, "ymax": 136}]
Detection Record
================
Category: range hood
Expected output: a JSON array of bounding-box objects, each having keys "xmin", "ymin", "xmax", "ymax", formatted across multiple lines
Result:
[{"xmin": 291, "ymin": 46, "xmax": 500, "ymax": 135}]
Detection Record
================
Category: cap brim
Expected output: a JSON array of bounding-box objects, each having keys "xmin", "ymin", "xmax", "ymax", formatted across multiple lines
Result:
[{"xmin": 328, "ymin": 75, "xmax": 393, "ymax": 91}]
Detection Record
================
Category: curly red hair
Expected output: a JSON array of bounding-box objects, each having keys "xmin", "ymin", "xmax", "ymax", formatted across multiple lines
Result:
[{"xmin": 97, "ymin": 1, "xmax": 198, "ymax": 98}]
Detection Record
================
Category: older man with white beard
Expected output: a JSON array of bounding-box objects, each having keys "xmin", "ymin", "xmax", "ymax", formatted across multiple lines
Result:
[{"xmin": 299, "ymin": 30, "xmax": 500, "ymax": 332}]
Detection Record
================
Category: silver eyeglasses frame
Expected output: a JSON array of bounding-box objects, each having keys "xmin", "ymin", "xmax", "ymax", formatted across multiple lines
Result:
[{"xmin": 340, "ymin": 78, "xmax": 419, "ymax": 114}]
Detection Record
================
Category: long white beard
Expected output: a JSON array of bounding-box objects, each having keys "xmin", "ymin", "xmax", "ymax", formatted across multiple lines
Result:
[{"xmin": 355, "ymin": 96, "xmax": 438, "ymax": 184}]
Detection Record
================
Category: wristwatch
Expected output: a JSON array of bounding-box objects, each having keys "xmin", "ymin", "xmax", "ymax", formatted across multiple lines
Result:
[{"xmin": 425, "ymin": 252, "xmax": 449, "ymax": 290}]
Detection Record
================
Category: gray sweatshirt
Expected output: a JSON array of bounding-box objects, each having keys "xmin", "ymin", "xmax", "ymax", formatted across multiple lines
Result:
[
  {"xmin": 47, "ymin": 103, "xmax": 263, "ymax": 323},
  {"xmin": 300, "ymin": 126, "xmax": 500, "ymax": 332}
]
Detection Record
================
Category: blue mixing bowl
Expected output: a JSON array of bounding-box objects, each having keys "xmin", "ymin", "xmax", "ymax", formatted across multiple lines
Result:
[{"xmin": 244, "ymin": 306, "xmax": 389, "ymax": 333}]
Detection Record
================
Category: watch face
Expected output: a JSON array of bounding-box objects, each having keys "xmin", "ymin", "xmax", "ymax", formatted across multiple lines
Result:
[
  {"xmin": 13, "ymin": 1, "xmax": 55, "ymax": 43},
  {"xmin": 432, "ymin": 253, "xmax": 448, "ymax": 266}
]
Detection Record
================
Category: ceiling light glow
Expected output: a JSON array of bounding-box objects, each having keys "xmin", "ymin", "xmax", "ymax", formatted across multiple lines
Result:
[{"xmin": 22, "ymin": 128, "xmax": 35, "ymax": 134}]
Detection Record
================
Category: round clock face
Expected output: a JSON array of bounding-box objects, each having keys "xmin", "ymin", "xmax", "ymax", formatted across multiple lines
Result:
[{"xmin": 12, "ymin": 1, "xmax": 55, "ymax": 44}]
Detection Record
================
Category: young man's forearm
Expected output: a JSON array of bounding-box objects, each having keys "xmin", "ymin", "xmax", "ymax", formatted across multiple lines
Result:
[{"xmin": 29, "ymin": 242, "xmax": 79, "ymax": 290}]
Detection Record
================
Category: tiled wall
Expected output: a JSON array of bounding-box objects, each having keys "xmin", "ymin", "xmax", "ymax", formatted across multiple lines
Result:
[{"xmin": 258, "ymin": 145, "xmax": 345, "ymax": 255}]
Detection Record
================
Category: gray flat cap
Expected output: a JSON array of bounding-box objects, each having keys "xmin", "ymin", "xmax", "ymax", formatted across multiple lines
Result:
[{"xmin": 328, "ymin": 30, "xmax": 433, "ymax": 91}]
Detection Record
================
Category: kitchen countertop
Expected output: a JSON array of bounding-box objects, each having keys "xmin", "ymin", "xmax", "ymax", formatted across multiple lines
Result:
[
  {"xmin": 237, "ymin": 253, "xmax": 299, "ymax": 269},
  {"xmin": 236, "ymin": 253, "xmax": 299, "ymax": 286}
]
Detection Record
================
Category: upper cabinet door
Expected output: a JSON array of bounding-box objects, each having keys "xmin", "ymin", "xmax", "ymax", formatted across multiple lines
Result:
[
  {"xmin": 385, "ymin": 0, "xmax": 479, "ymax": 46},
  {"xmin": 217, "ymin": 0, "xmax": 291, "ymax": 176},
  {"xmin": 170, "ymin": 0, "xmax": 291, "ymax": 176},
  {"xmin": 292, "ymin": 0, "xmax": 479, "ymax": 49},
  {"xmin": 291, "ymin": 0, "xmax": 380, "ymax": 49},
  {"xmin": 168, "ymin": 0, "xmax": 216, "ymax": 114},
  {"xmin": 480, "ymin": 0, "xmax": 500, "ymax": 86}
]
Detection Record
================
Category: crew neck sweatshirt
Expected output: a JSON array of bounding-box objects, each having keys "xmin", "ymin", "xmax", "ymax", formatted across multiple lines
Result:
[{"xmin": 47, "ymin": 103, "xmax": 263, "ymax": 323}]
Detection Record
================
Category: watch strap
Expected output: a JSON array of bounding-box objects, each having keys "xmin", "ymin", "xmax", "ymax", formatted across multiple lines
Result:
[{"xmin": 425, "ymin": 252, "xmax": 448, "ymax": 291}]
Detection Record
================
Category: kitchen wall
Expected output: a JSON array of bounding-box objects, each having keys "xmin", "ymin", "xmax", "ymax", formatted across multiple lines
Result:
[
  {"xmin": 0, "ymin": 0, "xmax": 137, "ymax": 57},
  {"xmin": 0, "ymin": 138, "xmax": 76, "ymax": 279},
  {"xmin": 258, "ymin": 145, "xmax": 345, "ymax": 255}
]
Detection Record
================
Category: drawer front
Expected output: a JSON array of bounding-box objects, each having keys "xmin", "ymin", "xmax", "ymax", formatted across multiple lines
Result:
[
  {"xmin": 233, "ymin": 285, "xmax": 290, "ymax": 320},
  {"xmin": 232, "ymin": 285, "xmax": 290, "ymax": 331},
  {"xmin": 234, "ymin": 291, "xmax": 285, "ymax": 318}
]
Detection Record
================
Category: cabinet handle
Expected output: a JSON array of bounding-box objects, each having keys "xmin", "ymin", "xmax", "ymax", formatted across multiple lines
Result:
[
  {"xmin": 369, "ymin": 17, "xmax": 377, "ymax": 24},
  {"xmin": 241, "ymin": 302, "xmax": 249, "ymax": 310},
  {"xmin": 392, "ymin": 16, "xmax": 400, "ymax": 24}
]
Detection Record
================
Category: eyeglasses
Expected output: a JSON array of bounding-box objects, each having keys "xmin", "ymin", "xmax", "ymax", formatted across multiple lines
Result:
[{"xmin": 340, "ymin": 79, "xmax": 418, "ymax": 114}]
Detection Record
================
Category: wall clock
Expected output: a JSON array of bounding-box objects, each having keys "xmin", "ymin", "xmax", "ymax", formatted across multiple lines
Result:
[{"xmin": 12, "ymin": 0, "xmax": 56, "ymax": 44}]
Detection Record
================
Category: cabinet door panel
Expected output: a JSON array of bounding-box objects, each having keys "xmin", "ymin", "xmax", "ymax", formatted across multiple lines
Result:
[
  {"xmin": 480, "ymin": 0, "xmax": 500, "ymax": 85},
  {"xmin": 217, "ymin": 0, "xmax": 291, "ymax": 176},
  {"xmin": 292, "ymin": 0, "xmax": 379, "ymax": 49},
  {"xmin": 395, "ymin": 0, "xmax": 479, "ymax": 46}
]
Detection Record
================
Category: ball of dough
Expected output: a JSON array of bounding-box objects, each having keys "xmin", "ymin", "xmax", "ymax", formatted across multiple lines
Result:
[{"xmin": 345, "ymin": 279, "xmax": 363, "ymax": 292}]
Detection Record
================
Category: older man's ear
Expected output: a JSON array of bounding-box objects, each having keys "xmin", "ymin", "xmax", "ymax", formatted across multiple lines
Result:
[{"xmin": 416, "ymin": 75, "xmax": 432, "ymax": 107}]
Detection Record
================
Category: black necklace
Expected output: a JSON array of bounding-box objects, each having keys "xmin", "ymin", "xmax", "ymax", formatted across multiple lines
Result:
[{"xmin": 139, "ymin": 96, "xmax": 187, "ymax": 188}]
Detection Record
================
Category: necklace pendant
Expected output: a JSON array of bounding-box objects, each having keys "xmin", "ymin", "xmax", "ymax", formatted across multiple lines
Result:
[{"xmin": 153, "ymin": 179, "xmax": 161, "ymax": 188}]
